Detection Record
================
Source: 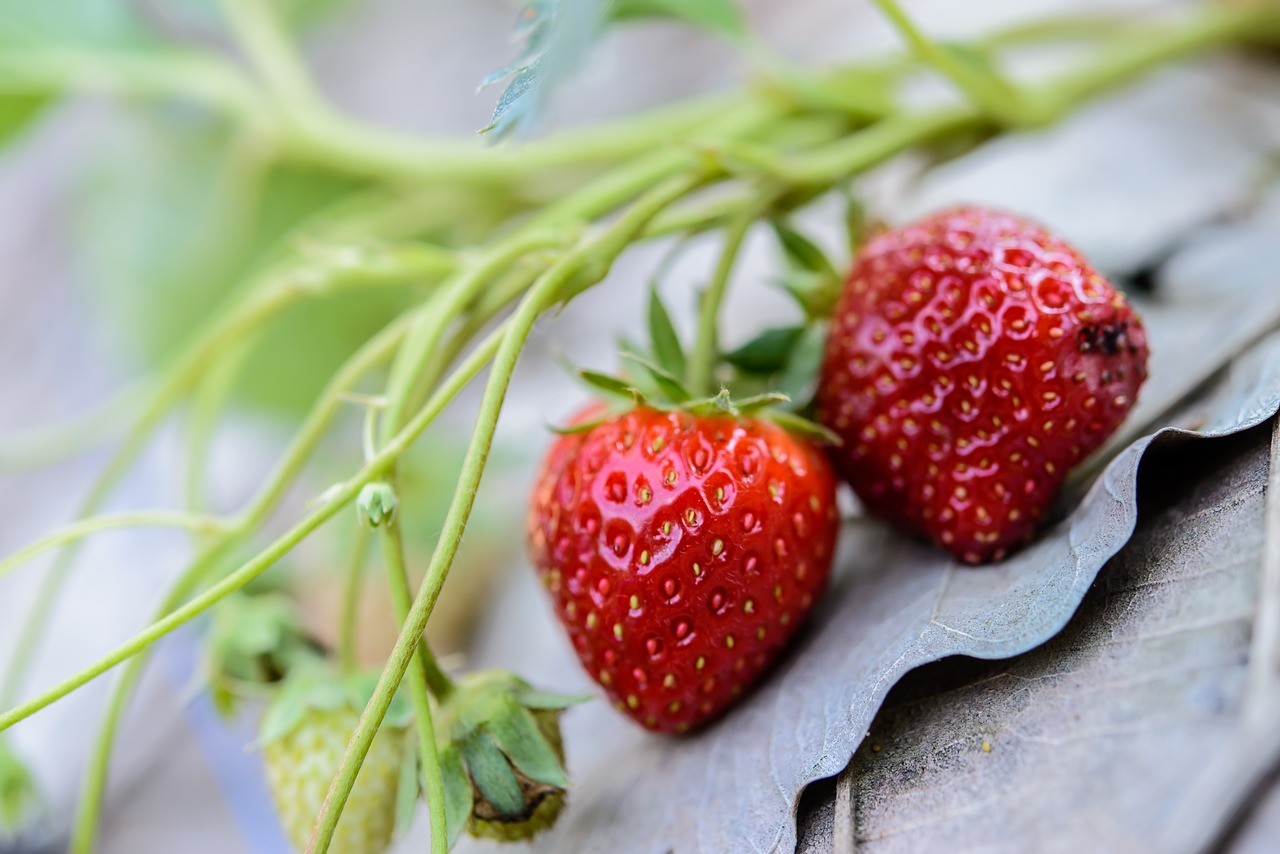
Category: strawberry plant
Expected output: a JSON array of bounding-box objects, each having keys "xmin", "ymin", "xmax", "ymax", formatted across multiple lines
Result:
[{"xmin": 0, "ymin": 0, "xmax": 1277, "ymax": 852}]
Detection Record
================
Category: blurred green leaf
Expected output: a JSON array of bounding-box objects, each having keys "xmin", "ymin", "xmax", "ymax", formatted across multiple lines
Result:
[
  {"xmin": 776, "ymin": 322, "xmax": 828, "ymax": 411},
  {"xmin": 0, "ymin": 94, "xmax": 50, "ymax": 147},
  {"xmin": 723, "ymin": 325, "xmax": 804, "ymax": 375}
]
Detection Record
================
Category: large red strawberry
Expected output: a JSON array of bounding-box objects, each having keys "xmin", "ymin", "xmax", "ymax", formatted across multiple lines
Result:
[
  {"xmin": 816, "ymin": 206, "xmax": 1149, "ymax": 564},
  {"xmin": 528, "ymin": 405, "xmax": 839, "ymax": 734}
]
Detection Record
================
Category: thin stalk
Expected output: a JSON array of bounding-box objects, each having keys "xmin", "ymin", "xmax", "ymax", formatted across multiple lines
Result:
[
  {"xmin": 338, "ymin": 524, "xmax": 371, "ymax": 673},
  {"xmin": 869, "ymin": 0, "xmax": 1031, "ymax": 126},
  {"xmin": 3, "ymin": 323, "xmax": 508, "ymax": 734},
  {"xmin": 305, "ymin": 174, "xmax": 701, "ymax": 854},
  {"xmin": 379, "ymin": 521, "xmax": 449, "ymax": 854},
  {"xmin": 68, "ymin": 314, "xmax": 415, "ymax": 853},
  {"xmin": 0, "ymin": 513, "xmax": 230, "ymax": 581},
  {"xmin": 687, "ymin": 208, "xmax": 758, "ymax": 396}
]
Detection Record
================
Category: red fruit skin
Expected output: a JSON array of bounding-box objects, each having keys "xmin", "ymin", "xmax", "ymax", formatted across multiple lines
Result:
[
  {"xmin": 528, "ymin": 408, "xmax": 839, "ymax": 734},
  {"xmin": 816, "ymin": 207, "xmax": 1149, "ymax": 564}
]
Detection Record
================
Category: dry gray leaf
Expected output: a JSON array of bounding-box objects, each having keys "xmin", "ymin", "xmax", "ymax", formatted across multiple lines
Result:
[
  {"xmin": 796, "ymin": 404, "xmax": 1279, "ymax": 853},
  {"xmin": 528, "ymin": 311, "xmax": 1280, "ymax": 854}
]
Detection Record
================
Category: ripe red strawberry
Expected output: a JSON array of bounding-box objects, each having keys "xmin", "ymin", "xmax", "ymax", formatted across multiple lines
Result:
[
  {"xmin": 528, "ymin": 406, "xmax": 839, "ymax": 734},
  {"xmin": 816, "ymin": 206, "xmax": 1149, "ymax": 564}
]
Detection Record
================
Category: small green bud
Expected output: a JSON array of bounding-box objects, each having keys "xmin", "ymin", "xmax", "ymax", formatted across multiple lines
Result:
[{"xmin": 357, "ymin": 482, "xmax": 398, "ymax": 528}]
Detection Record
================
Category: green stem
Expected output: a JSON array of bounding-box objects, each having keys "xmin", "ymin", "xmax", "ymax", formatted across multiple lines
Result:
[
  {"xmin": 378, "ymin": 520, "xmax": 448, "ymax": 854},
  {"xmin": 338, "ymin": 524, "xmax": 370, "ymax": 673},
  {"xmin": 68, "ymin": 314, "xmax": 415, "ymax": 854},
  {"xmin": 0, "ymin": 513, "xmax": 229, "ymax": 582},
  {"xmin": 305, "ymin": 173, "xmax": 700, "ymax": 854},
  {"xmin": 380, "ymin": 229, "xmax": 572, "ymax": 441},
  {"xmin": 220, "ymin": 0, "xmax": 326, "ymax": 115},
  {"xmin": 0, "ymin": 243, "xmax": 448, "ymax": 709},
  {"xmin": 686, "ymin": 208, "xmax": 758, "ymax": 396},
  {"xmin": 1, "ymin": 322, "xmax": 507, "ymax": 734},
  {"xmin": 68, "ymin": 544, "xmax": 230, "ymax": 854},
  {"xmin": 869, "ymin": 0, "xmax": 1030, "ymax": 126}
]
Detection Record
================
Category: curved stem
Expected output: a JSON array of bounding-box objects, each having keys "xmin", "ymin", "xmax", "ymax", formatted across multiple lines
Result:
[
  {"xmin": 687, "ymin": 207, "xmax": 758, "ymax": 396},
  {"xmin": 305, "ymin": 173, "xmax": 701, "ymax": 854},
  {"xmin": 67, "ymin": 314, "xmax": 414, "ymax": 853},
  {"xmin": 0, "ymin": 513, "xmax": 229, "ymax": 582},
  {"xmin": 378, "ymin": 519, "xmax": 449, "ymax": 854},
  {"xmin": 338, "ymin": 524, "xmax": 370, "ymax": 674},
  {"xmin": 1, "ymin": 322, "xmax": 507, "ymax": 734}
]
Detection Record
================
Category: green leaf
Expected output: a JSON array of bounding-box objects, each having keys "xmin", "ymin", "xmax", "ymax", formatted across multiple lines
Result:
[
  {"xmin": 460, "ymin": 732, "xmax": 525, "ymax": 819},
  {"xmin": 764, "ymin": 410, "xmax": 842, "ymax": 445},
  {"xmin": 0, "ymin": 94, "xmax": 50, "ymax": 149},
  {"xmin": 485, "ymin": 708, "xmax": 569, "ymax": 788},
  {"xmin": 439, "ymin": 744, "xmax": 474, "ymax": 849},
  {"xmin": 723, "ymin": 326, "xmax": 805, "ymax": 375},
  {"xmin": 772, "ymin": 220, "xmax": 838, "ymax": 279},
  {"xmin": 513, "ymin": 687, "xmax": 593, "ymax": 710},
  {"xmin": 611, "ymin": 0, "xmax": 747, "ymax": 39},
  {"xmin": 647, "ymin": 285, "xmax": 687, "ymax": 380},
  {"xmin": 780, "ymin": 269, "xmax": 840, "ymax": 320},
  {"xmin": 578, "ymin": 369, "xmax": 643, "ymax": 402},
  {"xmin": 620, "ymin": 352, "xmax": 693, "ymax": 404},
  {"xmin": 548, "ymin": 417, "xmax": 606, "ymax": 436},
  {"xmin": 777, "ymin": 322, "xmax": 829, "ymax": 411},
  {"xmin": 0, "ymin": 738, "xmax": 40, "ymax": 839}
]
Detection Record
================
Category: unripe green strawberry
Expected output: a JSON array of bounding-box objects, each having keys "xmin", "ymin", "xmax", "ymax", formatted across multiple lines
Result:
[{"xmin": 260, "ymin": 671, "xmax": 411, "ymax": 854}]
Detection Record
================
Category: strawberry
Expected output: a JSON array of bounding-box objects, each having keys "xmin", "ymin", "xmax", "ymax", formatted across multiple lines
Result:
[
  {"xmin": 528, "ymin": 404, "xmax": 839, "ymax": 734},
  {"xmin": 260, "ymin": 670, "xmax": 412, "ymax": 854},
  {"xmin": 816, "ymin": 206, "xmax": 1149, "ymax": 564}
]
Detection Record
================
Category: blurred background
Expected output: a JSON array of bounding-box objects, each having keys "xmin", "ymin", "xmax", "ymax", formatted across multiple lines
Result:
[{"xmin": 1, "ymin": 0, "xmax": 1279, "ymax": 852}]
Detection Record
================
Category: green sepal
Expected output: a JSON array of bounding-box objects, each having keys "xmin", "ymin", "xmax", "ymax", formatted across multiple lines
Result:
[
  {"xmin": 776, "ymin": 270, "xmax": 829, "ymax": 319},
  {"xmin": 259, "ymin": 665, "xmax": 413, "ymax": 745},
  {"xmin": 577, "ymin": 369, "xmax": 644, "ymax": 404},
  {"xmin": 547, "ymin": 417, "xmax": 607, "ymax": 436},
  {"xmin": 619, "ymin": 352, "xmax": 693, "ymax": 404},
  {"xmin": 647, "ymin": 285, "xmax": 687, "ymax": 380},
  {"xmin": 460, "ymin": 731, "xmax": 525, "ymax": 819},
  {"xmin": 771, "ymin": 220, "xmax": 838, "ymax": 280},
  {"xmin": 764, "ymin": 410, "xmax": 842, "ymax": 446},
  {"xmin": 723, "ymin": 325, "xmax": 805, "ymax": 375},
  {"xmin": 512, "ymin": 687, "xmax": 593, "ymax": 710},
  {"xmin": 777, "ymin": 321, "xmax": 829, "ymax": 410},
  {"xmin": 439, "ymin": 744, "xmax": 474, "ymax": 850},
  {"xmin": 204, "ymin": 592, "xmax": 318, "ymax": 719},
  {"xmin": 731, "ymin": 392, "xmax": 792, "ymax": 413},
  {"xmin": 484, "ymin": 708, "xmax": 570, "ymax": 789}
]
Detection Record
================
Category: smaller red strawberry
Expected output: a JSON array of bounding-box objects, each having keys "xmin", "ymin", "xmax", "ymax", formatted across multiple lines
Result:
[
  {"xmin": 528, "ymin": 399, "xmax": 839, "ymax": 734},
  {"xmin": 816, "ymin": 206, "xmax": 1149, "ymax": 563}
]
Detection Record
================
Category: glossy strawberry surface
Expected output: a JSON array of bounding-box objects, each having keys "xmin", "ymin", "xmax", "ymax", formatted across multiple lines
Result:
[
  {"xmin": 816, "ymin": 206, "xmax": 1149, "ymax": 564},
  {"xmin": 528, "ymin": 407, "xmax": 839, "ymax": 734}
]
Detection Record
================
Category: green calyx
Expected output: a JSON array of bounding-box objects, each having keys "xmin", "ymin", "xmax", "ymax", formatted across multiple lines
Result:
[
  {"xmin": 433, "ymin": 670, "xmax": 588, "ymax": 847},
  {"xmin": 259, "ymin": 664, "xmax": 414, "ymax": 747},
  {"xmin": 204, "ymin": 590, "xmax": 322, "ymax": 718},
  {"xmin": 554, "ymin": 213, "xmax": 850, "ymax": 445}
]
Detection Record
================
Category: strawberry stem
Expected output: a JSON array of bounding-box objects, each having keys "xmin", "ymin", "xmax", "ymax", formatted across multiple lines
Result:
[
  {"xmin": 377, "ymin": 514, "xmax": 450, "ymax": 854},
  {"xmin": 338, "ymin": 524, "xmax": 370, "ymax": 674},
  {"xmin": 687, "ymin": 206, "xmax": 757, "ymax": 397}
]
